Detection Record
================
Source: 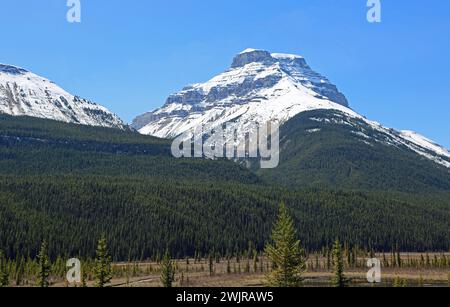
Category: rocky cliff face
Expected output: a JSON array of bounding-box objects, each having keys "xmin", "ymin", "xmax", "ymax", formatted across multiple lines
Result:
[{"xmin": 231, "ymin": 49, "xmax": 275, "ymax": 68}]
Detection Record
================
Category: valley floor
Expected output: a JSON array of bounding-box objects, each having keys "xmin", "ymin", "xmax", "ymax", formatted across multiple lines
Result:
[
  {"xmin": 47, "ymin": 253, "xmax": 449, "ymax": 288},
  {"xmin": 107, "ymin": 269, "xmax": 448, "ymax": 288}
]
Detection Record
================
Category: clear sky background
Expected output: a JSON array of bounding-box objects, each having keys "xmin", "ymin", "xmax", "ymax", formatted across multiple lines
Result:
[{"xmin": 1, "ymin": 0, "xmax": 449, "ymax": 147}]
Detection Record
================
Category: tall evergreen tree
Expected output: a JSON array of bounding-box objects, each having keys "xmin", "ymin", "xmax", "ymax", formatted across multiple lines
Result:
[
  {"xmin": 160, "ymin": 250, "xmax": 175, "ymax": 288},
  {"xmin": 37, "ymin": 241, "xmax": 51, "ymax": 287},
  {"xmin": 94, "ymin": 236, "xmax": 112, "ymax": 287},
  {"xmin": 253, "ymin": 253, "xmax": 259, "ymax": 273},
  {"xmin": 0, "ymin": 250, "xmax": 9, "ymax": 287},
  {"xmin": 265, "ymin": 203, "xmax": 306, "ymax": 287},
  {"xmin": 331, "ymin": 240, "xmax": 348, "ymax": 287},
  {"xmin": 209, "ymin": 253, "xmax": 214, "ymax": 276},
  {"xmin": 15, "ymin": 256, "xmax": 24, "ymax": 286},
  {"xmin": 81, "ymin": 269, "xmax": 88, "ymax": 288}
]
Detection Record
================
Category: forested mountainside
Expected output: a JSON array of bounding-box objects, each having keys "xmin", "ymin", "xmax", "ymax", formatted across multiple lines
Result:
[
  {"xmin": 257, "ymin": 109, "xmax": 450, "ymax": 194},
  {"xmin": 0, "ymin": 114, "xmax": 448, "ymax": 260}
]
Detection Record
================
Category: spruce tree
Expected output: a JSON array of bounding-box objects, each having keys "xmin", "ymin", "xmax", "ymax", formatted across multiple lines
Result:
[
  {"xmin": 326, "ymin": 248, "xmax": 331, "ymax": 270},
  {"xmin": 397, "ymin": 251, "xmax": 402, "ymax": 268},
  {"xmin": 265, "ymin": 203, "xmax": 306, "ymax": 287},
  {"xmin": 37, "ymin": 241, "xmax": 51, "ymax": 287},
  {"xmin": 253, "ymin": 253, "xmax": 259, "ymax": 273},
  {"xmin": 209, "ymin": 253, "xmax": 214, "ymax": 276},
  {"xmin": 331, "ymin": 240, "xmax": 348, "ymax": 287},
  {"xmin": 15, "ymin": 256, "xmax": 24, "ymax": 286},
  {"xmin": 93, "ymin": 236, "xmax": 112, "ymax": 287},
  {"xmin": 81, "ymin": 269, "xmax": 88, "ymax": 288},
  {"xmin": 160, "ymin": 250, "xmax": 175, "ymax": 287},
  {"xmin": 0, "ymin": 250, "xmax": 9, "ymax": 287},
  {"xmin": 392, "ymin": 276, "xmax": 401, "ymax": 287}
]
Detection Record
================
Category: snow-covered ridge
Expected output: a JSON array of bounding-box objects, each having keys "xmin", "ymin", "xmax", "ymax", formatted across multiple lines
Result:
[
  {"xmin": 0, "ymin": 64, "xmax": 28, "ymax": 75},
  {"xmin": 309, "ymin": 111, "xmax": 450, "ymax": 168},
  {"xmin": 239, "ymin": 48, "xmax": 262, "ymax": 54},
  {"xmin": 399, "ymin": 131, "xmax": 450, "ymax": 159},
  {"xmin": 0, "ymin": 64, "xmax": 124, "ymax": 129},
  {"xmin": 272, "ymin": 53, "xmax": 304, "ymax": 60}
]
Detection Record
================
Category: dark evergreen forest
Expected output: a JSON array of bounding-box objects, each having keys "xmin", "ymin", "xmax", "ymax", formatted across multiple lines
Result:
[{"xmin": 0, "ymin": 114, "xmax": 449, "ymax": 260}]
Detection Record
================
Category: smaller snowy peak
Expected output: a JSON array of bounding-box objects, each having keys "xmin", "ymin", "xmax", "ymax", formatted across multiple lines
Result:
[{"xmin": 0, "ymin": 63, "xmax": 125, "ymax": 129}]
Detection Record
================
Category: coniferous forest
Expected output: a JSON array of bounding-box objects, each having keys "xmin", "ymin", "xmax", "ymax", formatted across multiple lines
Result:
[{"xmin": 0, "ymin": 114, "xmax": 449, "ymax": 262}]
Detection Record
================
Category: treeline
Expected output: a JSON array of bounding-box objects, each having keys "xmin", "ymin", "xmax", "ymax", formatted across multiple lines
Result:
[{"xmin": 1, "ymin": 205, "xmax": 447, "ymax": 288}]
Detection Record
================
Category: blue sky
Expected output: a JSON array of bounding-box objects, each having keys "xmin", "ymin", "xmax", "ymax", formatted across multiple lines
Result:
[{"xmin": 1, "ymin": 0, "xmax": 449, "ymax": 147}]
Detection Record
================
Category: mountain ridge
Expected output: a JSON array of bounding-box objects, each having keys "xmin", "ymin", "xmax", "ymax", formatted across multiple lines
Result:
[{"xmin": 0, "ymin": 63, "xmax": 125, "ymax": 129}]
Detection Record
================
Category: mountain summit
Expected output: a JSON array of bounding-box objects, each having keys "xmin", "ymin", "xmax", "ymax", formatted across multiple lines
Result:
[
  {"xmin": 0, "ymin": 64, "xmax": 125, "ymax": 128},
  {"xmin": 132, "ymin": 49, "xmax": 349, "ymax": 135},
  {"xmin": 133, "ymin": 49, "xmax": 450, "ymax": 169}
]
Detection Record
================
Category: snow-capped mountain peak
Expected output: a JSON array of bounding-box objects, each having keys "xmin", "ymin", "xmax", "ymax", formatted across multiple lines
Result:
[
  {"xmin": 0, "ymin": 63, "xmax": 125, "ymax": 128},
  {"xmin": 132, "ymin": 48, "xmax": 349, "ymax": 134},
  {"xmin": 132, "ymin": 49, "xmax": 450, "ymax": 169}
]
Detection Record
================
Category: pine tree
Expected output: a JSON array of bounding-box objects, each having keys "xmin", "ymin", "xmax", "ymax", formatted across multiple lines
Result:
[
  {"xmin": 392, "ymin": 276, "xmax": 400, "ymax": 287},
  {"xmin": 0, "ymin": 250, "xmax": 9, "ymax": 287},
  {"xmin": 397, "ymin": 251, "xmax": 402, "ymax": 268},
  {"xmin": 425, "ymin": 253, "xmax": 431, "ymax": 268},
  {"xmin": 208, "ymin": 253, "xmax": 214, "ymax": 276},
  {"xmin": 37, "ymin": 241, "xmax": 51, "ymax": 287},
  {"xmin": 81, "ymin": 269, "xmax": 88, "ymax": 288},
  {"xmin": 160, "ymin": 250, "xmax": 175, "ymax": 287},
  {"xmin": 93, "ymin": 236, "xmax": 112, "ymax": 287},
  {"xmin": 180, "ymin": 272, "xmax": 185, "ymax": 287},
  {"xmin": 265, "ymin": 203, "xmax": 306, "ymax": 287},
  {"xmin": 393, "ymin": 276, "xmax": 408, "ymax": 287},
  {"xmin": 326, "ymin": 248, "xmax": 331, "ymax": 270},
  {"xmin": 331, "ymin": 240, "xmax": 348, "ymax": 287},
  {"xmin": 15, "ymin": 256, "xmax": 24, "ymax": 286},
  {"xmin": 245, "ymin": 261, "xmax": 250, "ymax": 273},
  {"xmin": 253, "ymin": 253, "xmax": 259, "ymax": 273}
]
